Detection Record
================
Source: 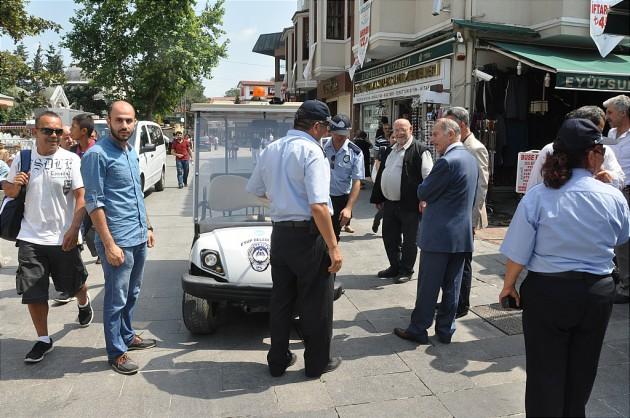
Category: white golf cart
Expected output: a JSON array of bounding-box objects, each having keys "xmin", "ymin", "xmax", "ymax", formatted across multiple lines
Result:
[{"xmin": 181, "ymin": 101, "xmax": 342, "ymax": 334}]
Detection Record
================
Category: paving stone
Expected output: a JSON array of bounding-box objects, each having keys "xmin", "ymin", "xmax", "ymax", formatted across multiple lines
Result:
[
  {"xmin": 437, "ymin": 381, "xmax": 525, "ymax": 418},
  {"xmin": 337, "ymin": 395, "xmax": 452, "ymax": 418},
  {"xmin": 274, "ymin": 380, "xmax": 334, "ymax": 413},
  {"xmin": 325, "ymin": 371, "xmax": 430, "ymax": 406},
  {"xmin": 257, "ymin": 409, "xmax": 339, "ymax": 418},
  {"xmin": 322, "ymin": 353, "xmax": 410, "ymax": 381},
  {"xmin": 587, "ymin": 397, "xmax": 626, "ymax": 418},
  {"xmin": 590, "ymin": 363, "xmax": 630, "ymax": 399}
]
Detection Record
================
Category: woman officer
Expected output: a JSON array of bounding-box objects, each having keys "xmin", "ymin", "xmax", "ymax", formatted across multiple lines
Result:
[{"xmin": 499, "ymin": 118, "xmax": 630, "ymax": 417}]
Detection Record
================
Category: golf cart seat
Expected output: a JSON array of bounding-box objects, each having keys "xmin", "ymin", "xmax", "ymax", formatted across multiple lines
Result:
[{"xmin": 206, "ymin": 174, "xmax": 268, "ymax": 216}]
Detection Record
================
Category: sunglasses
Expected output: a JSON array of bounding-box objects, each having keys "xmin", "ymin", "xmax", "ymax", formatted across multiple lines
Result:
[
  {"xmin": 38, "ymin": 127, "xmax": 64, "ymax": 136},
  {"xmin": 330, "ymin": 155, "xmax": 336, "ymax": 169}
]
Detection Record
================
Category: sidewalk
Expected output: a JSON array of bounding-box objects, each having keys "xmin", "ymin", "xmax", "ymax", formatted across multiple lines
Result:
[{"xmin": 0, "ymin": 161, "xmax": 628, "ymax": 417}]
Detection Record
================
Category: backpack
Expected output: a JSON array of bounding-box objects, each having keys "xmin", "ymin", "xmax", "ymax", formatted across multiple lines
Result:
[{"xmin": 0, "ymin": 150, "xmax": 32, "ymax": 241}]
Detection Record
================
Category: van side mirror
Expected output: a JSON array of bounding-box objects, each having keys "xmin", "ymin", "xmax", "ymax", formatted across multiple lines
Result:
[{"xmin": 141, "ymin": 143, "xmax": 157, "ymax": 153}]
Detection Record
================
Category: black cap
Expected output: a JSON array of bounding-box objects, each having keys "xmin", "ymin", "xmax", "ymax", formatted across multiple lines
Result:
[
  {"xmin": 296, "ymin": 100, "xmax": 331, "ymax": 122},
  {"xmin": 554, "ymin": 118, "xmax": 602, "ymax": 154},
  {"xmin": 329, "ymin": 114, "xmax": 351, "ymax": 135}
]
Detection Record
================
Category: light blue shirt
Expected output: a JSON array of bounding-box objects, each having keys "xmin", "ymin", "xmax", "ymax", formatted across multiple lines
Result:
[
  {"xmin": 246, "ymin": 129, "xmax": 333, "ymax": 221},
  {"xmin": 81, "ymin": 135, "xmax": 148, "ymax": 247},
  {"xmin": 323, "ymin": 138, "xmax": 365, "ymax": 196},
  {"xmin": 0, "ymin": 160, "xmax": 9, "ymax": 182},
  {"xmin": 500, "ymin": 169, "xmax": 630, "ymax": 274}
]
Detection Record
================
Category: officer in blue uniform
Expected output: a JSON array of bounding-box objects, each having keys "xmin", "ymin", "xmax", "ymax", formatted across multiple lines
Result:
[
  {"xmin": 323, "ymin": 114, "xmax": 365, "ymax": 240},
  {"xmin": 246, "ymin": 100, "xmax": 343, "ymax": 378},
  {"xmin": 499, "ymin": 119, "xmax": 630, "ymax": 417}
]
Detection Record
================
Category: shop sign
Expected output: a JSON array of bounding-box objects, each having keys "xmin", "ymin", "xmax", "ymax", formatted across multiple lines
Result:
[
  {"xmin": 317, "ymin": 73, "xmax": 350, "ymax": 99},
  {"xmin": 590, "ymin": 0, "xmax": 624, "ymax": 57},
  {"xmin": 556, "ymin": 73, "xmax": 630, "ymax": 92},
  {"xmin": 353, "ymin": 59, "xmax": 450, "ymax": 104},
  {"xmin": 515, "ymin": 151, "xmax": 539, "ymax": 194},
  {"xmin": 355, "ymin": 42, "xmax": 452, "ymax": 83},
  {"xmin": 357, "ymin": 0, "xmax": 372, "ymax": 67}
]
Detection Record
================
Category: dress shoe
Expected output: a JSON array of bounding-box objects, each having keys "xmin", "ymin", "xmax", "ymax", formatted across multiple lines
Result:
[
  {"xmin": 269, "ymin": 352, "xmax": 298, "ymax": 377},
  {"xmin": 333, "ymin": 283, "xmax": 345, "ymax": 301},
  {"xmin": 393, "ymin": 328, "xmax": 429, "ymax": 344},
  {"xmin": 455, "ymin": 309, "xmax": 469, "ymax": 319},
  {"xmin": 305, "ymin": 357, "xmax": 342, "ymax": 378},
  {"xmin": 395, "ymin": 273, "xmax": 412, "ymax": 284},
  {"xmin": 377, "ymin": 267, "xmax": 399, "ymax": 278},
  {"xmin": 436, "ymin": 333, "xmax": 452, "ymax": 344},
  {"xmin": 372, "ymin": 219, "xmax": 380, "ymax": 233}
]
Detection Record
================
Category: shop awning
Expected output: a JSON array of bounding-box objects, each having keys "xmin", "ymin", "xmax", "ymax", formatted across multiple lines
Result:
[{"xmin": 485, "ymin": 42, "xmax": 630, "ymax": 92}]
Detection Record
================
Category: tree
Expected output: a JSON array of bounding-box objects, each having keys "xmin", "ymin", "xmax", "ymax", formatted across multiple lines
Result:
[
  {"xmin": 224, "ymin": 87, "xmax": 240, "ymax": 97},
  {"xmin": 0, "ymin": 0, "xmax": 60, "ymax": 42},
  {"xmin": 13, "ymin": 42, "xmax": 28, "ymax": 62},
  {"xmin": 63, "ymin": 0, "xmax": 229, "ymax": 120},
  {"xmin": 65, "ymin": 84, "xmax": 108, "ymax": 115},
  {"xmin": 45, "ymin": 44, "xmax": 65, "ymax": 79}
]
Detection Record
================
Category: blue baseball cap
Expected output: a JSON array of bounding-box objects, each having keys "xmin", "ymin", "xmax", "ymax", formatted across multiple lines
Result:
[{"xmin": 296, "ymin": 100, "xmax": 331, "ymax": 122}]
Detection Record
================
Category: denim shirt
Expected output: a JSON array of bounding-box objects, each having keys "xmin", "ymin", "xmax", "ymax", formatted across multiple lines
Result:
[{"xmin": 81, "ymin": 136, "xmax": 148, "ymax": 247}]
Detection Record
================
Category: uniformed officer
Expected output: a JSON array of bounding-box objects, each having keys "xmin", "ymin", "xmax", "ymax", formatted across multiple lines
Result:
[
  {"xmin": 246, "ymin": 100, "xmax": 343, "ymax": 378},
  {"xmin": 499, "ymin": 119, "xmax": 630, "ymax": 417},
  {"xmin": 324, "ymin": 114, "xmax": 365, "ymax": 241}
]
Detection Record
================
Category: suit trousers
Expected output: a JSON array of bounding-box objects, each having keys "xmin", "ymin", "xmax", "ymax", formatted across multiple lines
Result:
[
  {"xmin": 613, "ymin": 187, "xmax": 630, "ymax": 296},
  {"xmin": 458, "ymin": 251, "xmax": 473, "ymax": 313},
  {"xmin": 521, "ymin": 272, "xmax": 615, "ymax": 417},
  {"xmin": 408, "ymin": 251, "xmax": 466, "ymax": 339},
  {"xmin": 331, "ymin": 194, "xmax": 349, "ymax": 241},
  {"xmin": 268, "ymin": 225, "xmax": 334, "ymax": 377},
  {"xmin": 382, "ymin": 200, "xmax": 419, "ymax": 274}
]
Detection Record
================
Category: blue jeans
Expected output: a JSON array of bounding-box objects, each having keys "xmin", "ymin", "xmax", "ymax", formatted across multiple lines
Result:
[
  {"xmin": 95, "ymin": 242, "xmax": 147, "ymax": 362},
  {"xmin": 176, "ymin": 159, "xmax": 190, "ymax": 187}
]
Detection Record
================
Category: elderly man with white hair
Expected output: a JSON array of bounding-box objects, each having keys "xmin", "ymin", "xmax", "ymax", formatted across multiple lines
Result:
[{"xmin": 605, "ymin": 94, "xmax": 630, "ymax": 304}]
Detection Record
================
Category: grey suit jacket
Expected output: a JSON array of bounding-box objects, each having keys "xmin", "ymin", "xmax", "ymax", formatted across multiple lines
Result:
[{"xmin": 416, "ymin": 144, "xmax": 479, "ymax": 253}]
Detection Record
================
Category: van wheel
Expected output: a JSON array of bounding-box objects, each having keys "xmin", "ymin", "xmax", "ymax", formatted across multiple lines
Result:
[
  {"xmin": 182, "ymin": 292, "xmax": 218, "ymax": 334},
  {"xmin": 154, "ymin": 167, "xmax": 165, "ymax": 191}
]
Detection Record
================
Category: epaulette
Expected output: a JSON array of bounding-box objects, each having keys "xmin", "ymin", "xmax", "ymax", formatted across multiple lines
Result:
[{"xmin": 348, "ymin": 141, "xmax": 362, "ymax": 155}]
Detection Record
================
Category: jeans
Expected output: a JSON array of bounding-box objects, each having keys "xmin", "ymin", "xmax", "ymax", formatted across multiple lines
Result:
[
  {"xmin": 176, "ymin": 159, "xmax": 190, "ymax": 187},
  {"xmin": 96, "ymin": 242, "xmax": 147, "ymax": 362}
]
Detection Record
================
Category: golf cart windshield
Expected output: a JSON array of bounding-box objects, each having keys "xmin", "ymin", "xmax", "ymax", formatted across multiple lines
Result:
[{"xmin": 191, "ymin": 102, "xmax": 301, "ymax": 233}]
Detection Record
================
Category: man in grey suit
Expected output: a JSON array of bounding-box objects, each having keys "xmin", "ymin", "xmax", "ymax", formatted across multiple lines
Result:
[{"xmin": 394, "ymin": 118, "xmax": 479, "ymax": 344}]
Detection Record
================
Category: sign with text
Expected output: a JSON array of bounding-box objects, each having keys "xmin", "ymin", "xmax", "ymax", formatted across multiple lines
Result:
[
  {"xmin": 515, "ymin": 151, "xmax": 539, "ymax": 193},
  {"xmin": 357, "ymin": 0, "xmax": 372, "ymax": 67},
  {"xmin": 590, "ymin": 0, "xmax": 624, "ymax": 57},
  {"xmin": 556, "ymin": 73, "xmax": 630, "ymax": 92}
]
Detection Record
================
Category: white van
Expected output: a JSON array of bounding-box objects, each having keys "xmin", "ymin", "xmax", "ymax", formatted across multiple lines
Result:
[{"xmin": 93, "ymin": 120, "xmax": 167, "ymax": 192}]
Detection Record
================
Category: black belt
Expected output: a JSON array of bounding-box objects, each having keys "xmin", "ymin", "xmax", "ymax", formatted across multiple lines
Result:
[
  {"xmin": 530, "ymin": 271, "xmax": 611, "ymax": 280},
  {"xmin": 272, "ymin": 220, "xmax": 311, "ymax": 228}
]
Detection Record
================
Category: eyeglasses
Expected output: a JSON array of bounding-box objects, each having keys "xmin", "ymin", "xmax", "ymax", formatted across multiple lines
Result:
[
  {"xmin": 38, "ymin": 127, "xmax": 64, "ymax": 136},
  {"xmin": 330, "ymin": 155, "xmax": 336, "ymax": 169}
]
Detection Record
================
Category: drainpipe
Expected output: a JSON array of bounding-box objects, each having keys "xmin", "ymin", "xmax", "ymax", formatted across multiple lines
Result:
[{"xmin": 464, "ymin": 0, "xmax": 474, "ymax": 109}]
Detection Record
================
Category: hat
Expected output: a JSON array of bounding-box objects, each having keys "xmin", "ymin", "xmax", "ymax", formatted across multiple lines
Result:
[
  {"xmin": 329, "ymin": 114, "xmax": 351, "ymax": 136},
  {"xmin": 296, "ymin": 100, "xmax": 331, "ymax": 122},
  {"xmin": 554, "ymin": 118, "xmax": 602, "ymax": 154}
]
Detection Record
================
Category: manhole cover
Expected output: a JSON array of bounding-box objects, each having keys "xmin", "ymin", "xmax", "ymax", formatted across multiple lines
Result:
[{"xmin": 471, "ymin": 303, "xmax": 523, "ymax": 335}]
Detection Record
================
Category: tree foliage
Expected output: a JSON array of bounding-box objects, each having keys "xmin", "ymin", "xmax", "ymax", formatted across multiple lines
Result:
[
  {"xmin": 224, "ymin": 87, "xmax": 240, "ymax": 97},
  {"xmin": 63, "ymin": 0, "xmax": 228, "ymax": 120},
  {"xmin": 0, "ymin": 0, "xmax": 60, "ymax": 42}
]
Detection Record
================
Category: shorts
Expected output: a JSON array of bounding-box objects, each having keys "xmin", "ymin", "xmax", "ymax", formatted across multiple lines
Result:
[{"xmin": 16, "ymin": 240, "xmax": 88, "ymax": 304}]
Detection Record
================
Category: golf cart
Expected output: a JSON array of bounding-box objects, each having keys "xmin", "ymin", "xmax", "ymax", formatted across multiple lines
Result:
[{"xmin": 181, "ymin": 101, "xmax": 342, "ymax": 334}]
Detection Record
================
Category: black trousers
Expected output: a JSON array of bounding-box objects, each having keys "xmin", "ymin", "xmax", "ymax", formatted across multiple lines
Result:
[
  {"xmin": 458, "ymin": 251, "xmax": 473, "ymax": 313},
  {"xmin": 382, "ymin": 200, "xmax": 419, "ymax": 274},
  {"xmin": 521, "ymin": 272, "xmax": 615, "ymax": 417},
  {"xmin": 330, "ymin": 194, "xmax": 349, "ymax": 241},
  {"xmin": 268, "ymin": 225, "xmax": 333, "ymax": 377}
]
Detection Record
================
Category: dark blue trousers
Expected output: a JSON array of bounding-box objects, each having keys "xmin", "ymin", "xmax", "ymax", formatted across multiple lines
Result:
[{"xmin": 407, "ymin": 251, "xmax": 466, "ymax": 340}]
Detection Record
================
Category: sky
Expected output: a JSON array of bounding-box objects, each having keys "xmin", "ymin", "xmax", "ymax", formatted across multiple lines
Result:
[{"xmin": 0, "ymin": 0, "xmax": 297, "ymax": 97}]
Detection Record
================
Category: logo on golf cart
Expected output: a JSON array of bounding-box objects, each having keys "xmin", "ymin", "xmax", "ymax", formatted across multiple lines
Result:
[{"xmin": 248, "ymin": 242, "xmax": 271, "ymax": 272}]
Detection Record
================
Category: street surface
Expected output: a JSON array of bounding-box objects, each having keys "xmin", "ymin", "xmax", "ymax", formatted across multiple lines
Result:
[{"xmin": 0, "ymin": 152, "xmax": 628, "ymax": 417}]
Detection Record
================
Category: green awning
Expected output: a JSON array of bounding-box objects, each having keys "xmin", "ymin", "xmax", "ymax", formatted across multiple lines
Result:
[
  {"xmin": 453, "ymin": 20, "xmax": 539, "ymax": 38},
  {"xmin": 487, "ymin": 42, "xmax": 630, "ymax": 92}
]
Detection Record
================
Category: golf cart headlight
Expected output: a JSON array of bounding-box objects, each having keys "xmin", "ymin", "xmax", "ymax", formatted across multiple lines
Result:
[{"xmin": 204, "ymin": 253, "xmax": 218, "ymax": 267}]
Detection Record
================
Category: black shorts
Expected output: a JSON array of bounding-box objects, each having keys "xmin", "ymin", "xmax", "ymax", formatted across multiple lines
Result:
[{"xmin": 16, "ymin": 240, "xmax": 88, "ymax": 304}]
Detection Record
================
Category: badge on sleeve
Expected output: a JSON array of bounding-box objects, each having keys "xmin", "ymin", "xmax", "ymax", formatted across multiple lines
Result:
[{"xmin": 343, "ymin": 155, "xmax": 350, "ymax": 163}]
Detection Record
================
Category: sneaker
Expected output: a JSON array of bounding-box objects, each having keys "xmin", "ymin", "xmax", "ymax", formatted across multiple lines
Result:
[
  {"xmin": 128, "ymin": 335, "xmax": 157, "ymax": 351},
  {"xmin": 178, "ymin": 184, "xmax": 183, "ymax": 189},
  {"xmin": 77, "ymin": 296, "xmax": 93, "ymax": 327},
  {"xmin": 24, "ymin": 339, "xmax": 54, "ymax": 363},
  {"xmin": 110, "ymin": 353, "xmax": 138, "ymax": 375},
  {"xmin": 53, "ymin": 291, "xmax": 76, "ymax": 304}
]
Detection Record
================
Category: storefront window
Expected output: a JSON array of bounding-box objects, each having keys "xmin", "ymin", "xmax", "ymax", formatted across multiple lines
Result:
[
  {"xmin": 347, "ymin": 0, "xmax": 354, "ymax": 40},
  {"xmin": 361, "ymin": 100, "xmax": 391, "ymax": 140},
  {"xmin": 326, "ymin": 0, "xmax": 344, "ymax": 40}
]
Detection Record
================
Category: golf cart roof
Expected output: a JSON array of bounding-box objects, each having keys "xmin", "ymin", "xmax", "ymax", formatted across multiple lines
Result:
[{"xmin": 190, "ymin": 101, "xmax": 303, "ymax": 114}]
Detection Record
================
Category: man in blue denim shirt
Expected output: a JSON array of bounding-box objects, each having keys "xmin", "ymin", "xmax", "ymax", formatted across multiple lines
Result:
[{"xmin": 81, "ymin": 101, "xmax": 156, "ymax": 375}]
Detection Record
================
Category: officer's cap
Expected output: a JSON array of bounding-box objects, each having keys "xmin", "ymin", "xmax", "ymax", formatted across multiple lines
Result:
[
  {"xmin": 329, "ymin": 114, "xmax": 351, "ymax": 136},
  {"xmin": 296, "ymin": 100, "xmax": 331, "ymax": 122},
  {"xmin": 554, "ymin": 118, "xmax": 602, "ymax": 154}
]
